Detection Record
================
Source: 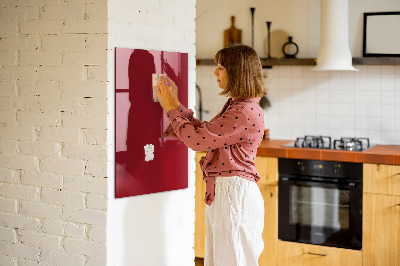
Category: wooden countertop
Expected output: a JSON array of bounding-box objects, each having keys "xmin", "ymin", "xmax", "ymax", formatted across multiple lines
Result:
[{"xmin": 256, "ymin": 139, "xmax": 400, "ymax": 165}]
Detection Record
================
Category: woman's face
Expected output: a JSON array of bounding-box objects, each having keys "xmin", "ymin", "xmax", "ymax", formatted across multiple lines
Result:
[{"xmin": 214, "ymin": 64, "xmax": 228, "ymax": 89}]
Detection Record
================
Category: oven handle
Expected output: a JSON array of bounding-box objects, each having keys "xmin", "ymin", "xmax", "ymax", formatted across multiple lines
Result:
[{"xmin": 280, "ymin": 177, "xmax": 357, "ymax": 189}]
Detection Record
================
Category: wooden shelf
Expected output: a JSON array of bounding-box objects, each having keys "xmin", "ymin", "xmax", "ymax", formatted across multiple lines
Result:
[{"xmin": 196, "ymin": 57, "xmax": 400, "ymax": 67}]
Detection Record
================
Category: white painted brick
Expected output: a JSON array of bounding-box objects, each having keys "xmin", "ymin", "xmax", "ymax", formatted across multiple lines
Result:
[
  {"xmin": 0, "ymin": 182, "xmax": 39, "ymax": 201},
  {"xmin": 0, "ymin": 196, "xmax": 17, "ymax": 213},
  {"xmin": 19, "ymin": 230, "xmax": 61, "ymax": 251},
  {"xmin": 20, "ymin": 21, "xmax": 61, "ymax": 35},
  {"xmin": 0, "ymin": 168, "xmax": 15, "ymax": 183},
  {"xmin": 184, "ymin": 30, "xmax": 196, "ymax": 43},
  {"xmin": 64, "ymin": 175, "xmax": 107, "ymax": 194},
  {"xmin": 40, "ymin": 249, "xmax": 85, "ymax": 266},
  {"xmin": 86, "ymin": 255, "xmax": 105, "ymax": 266},
  {"xmin": 0, "ymin": 154, "xmax": 39, "ymax": 171},
  {"xmin": 0, "ymin": 36, "xmax": 40, "ymax": 52},
  {"xmin": 0, "ymin": 51, "xmax": 17, "ymax": 65},
  {"xmin": 19, "ymin": 51, "xmax": 62, "ymax": 66},
  {"xmin": 0, "ymin": 226, "xmax": 17, "ymax": 243},
  {"xmin": 0, "ymin": 212, "xmax": 41, "ymax": 231},
  {"xmin": 63, "ymin": 144, "xmax": 107, "ymax": 161},
  {"xmin": 84, "ymin": 160, "xmax": 106, "ymax": 177},
  {"xmin": 0, "ymin": 108, "xmax": 14, "ymax": 124},
  {"xmin": 147, "ymin": 12, "xmax": 174, "ymax": 28},
  {"xmin": 84, "ymin": 129, "xmax": 107, "ymax": 145},
  {"xmin": 0, "ymin": 81, "xmax": 16, "ymax": 96},
  {"xmin": 63, "ymin": 50, "xmax": 107, "ymax": 66},
  {"xmin": 62, "ymin": 81, "xmax": 107, "ymax": 98},
  {"xmin": 18, "ymin": 80, "xmax": 61, "ymax": 97},
  {"xmin": 0, "ymin": 241, "xmax": 39, "ymax": 261},
  {"xmin": 0, "ymin": 126, "xmax": 35, "ymax": 141},
  {"xmin": 87, "ymin": 225, "xmax": 105, "ymax": 243},
  {"xmin": 38, "ymin": 127, "xmax": 80, "ymax": 144},
  {"xmin": 41, "ymin": 219, "xmax": 64, "ymax": 236},
  {"xmin": 40, "ymin": 158, "xmax": 84, "ymax": 175},
  {"xmin": 61, "ymin": 207, "xmax": 106, "ymax": 226},
  {"xmin": 19, "ymin": 140, "xmax": 58, "ymax": 157},
  {"xmin": 6, "ymin": 96, "xmax": 41, "ymax": 112},
  {"xmin": 37, "ymin": 66, "xmax": 84, "ymax": 82},
  {"xmin": 41, "ymin": 4, "xmax": 84, "ymax": 20},
  {"xmin": 38, "ymin": 96, "xmax": 86, "ymax": 113},
  {"xmin": 63, "ymin": 237, "xmax": 106, "ymax": 256},
  {"xmin": 85, "ymin": 65, "xmax": 107, "ymax": 81},
  {"xmin": 83, "ymin": 98, "xmax": 108, "ymax": 113},
  {"xmin": 21, "ymin": 171, "xmax": 62, "ymax": 189},
  {"xmin": 42, "ymin": 34, "xmax": 85, "ymax": 51},
  {"xmin": 41, "ymin": 188, "xmax": 85, "ymax": 208},
  {"xmin": 0, "ymin": 110, "xmax": 16, "ymax": 124},
  {"xmin": 3, "ymin": 0, "xmax": 62, "ymax": 6},
  {"xmin": 20, "ymin": 200, "xmax": 61, "ymax": 219},
  {"xmin": 85, "ymin": 34, "xmax": 107, "ymax": 51},
  {"xmin": 66, "ymin": 0, "xmax": 107, "ymax": 3},
  {"xmin": 85, "ymin": 3, "xmax": 107, "ymax": 20},
  {"xmin": 16, "ymin": 111, "xmax": 61, "ymax": 127},
  {"xmin": 0, "ymin": 255, "xmax": 16, "ymax": 266},
  {"xmin": 86, "ymin": 193, "xmax": 107, "ymax": 210},
  {"xmin": 0, "ymin": 7, "xmax": 39, "ymax": 22},
  {"xmin": 63, "ymin": 113, "xmax": 107, "ymax": 129},
  {"xmin": 0, "ymin": 66, "xmax": 36, "ymax": 81},
  {"xmin": 0, "ymin": 138, "xmax": 18, "ymax": 154},
  {"xmin": 62, "ymin": 19, "xmax": 107, "ymax": 34},
  {"xmin": 17, "ymin": 259, "xmax": 41, "ymax": 266},
  {"xmin": 64, "ymin": 222, "xmax": 85, "ymax": 239}
]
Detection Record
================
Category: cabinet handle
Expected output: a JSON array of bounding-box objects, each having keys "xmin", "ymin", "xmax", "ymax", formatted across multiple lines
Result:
[
  {"xmin": 397, "ymin": 204, "xmax": 400, "ymax": 207},
  {"xmin": 307, "ymin": 252, "xmax": 328, "ymax": 256}
]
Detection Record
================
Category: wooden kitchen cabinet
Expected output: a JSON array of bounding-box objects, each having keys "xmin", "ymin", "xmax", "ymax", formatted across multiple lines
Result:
[
  {"xmin": 276, "ymin": 241, "xmax": 362, "ymax": 266},
  {"xmin": 363, "ymin": 193, "xmax": 400, "ymax": 266},
  {"xmin": 194, "ymin": 154, "xmax": 279, "ymax": 263},
  {"xmin": 258, "ymin": 184, "xmax": 278, "ymax": 266},
  {"xmin": 364, "ymin": 163, "xmax": 400, "ymax": 196},
  {"xmin": 195, "ymin": 151, "xmax": 207, "ymax": 258},
  {"xmin": 363, "ymin": 163, "xmax": 400, "ymax": 266}
]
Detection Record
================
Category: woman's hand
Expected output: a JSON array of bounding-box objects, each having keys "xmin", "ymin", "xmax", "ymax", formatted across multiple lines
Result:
[
  {"xmin": 153, "ymin": 75, "xmax": 176, "ymax": 113},
  {"xmin": 160, "ymin": 76, "xmax": 180, "ymax": 108}
]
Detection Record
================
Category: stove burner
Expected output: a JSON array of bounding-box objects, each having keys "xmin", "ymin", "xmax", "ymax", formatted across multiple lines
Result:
[
  {"xmin": 333, "ymin": 137, "xmax": 370, "ymax": 151},
  {"xmin": 295, "ymin": 135, "xmax": 332, "ymax": 149}
]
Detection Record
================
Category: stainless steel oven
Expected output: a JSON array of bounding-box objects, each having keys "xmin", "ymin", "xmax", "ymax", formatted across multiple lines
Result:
[{"xmin": 278, "ymin": 158, "xmax": 363, "ymax": 250}]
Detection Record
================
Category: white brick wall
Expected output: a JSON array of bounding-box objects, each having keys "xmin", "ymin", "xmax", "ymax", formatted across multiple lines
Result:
[{"xmin": 0, "ymin": 0, "xmax": 108, "ymax": 265}]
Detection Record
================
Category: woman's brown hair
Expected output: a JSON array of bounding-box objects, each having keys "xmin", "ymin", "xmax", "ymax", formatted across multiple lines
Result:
[{"xmin": 214, "ymin": 44, "xmax": 267, "ymax": 99}]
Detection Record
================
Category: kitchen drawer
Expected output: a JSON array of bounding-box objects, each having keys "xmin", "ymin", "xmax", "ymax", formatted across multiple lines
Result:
[
  {"xmin": 276, "ymin": 240, "xmax": 362, "ymax": 266},
  {"xmin": 364, "ymin": 164, "xmax": 400, "ymax": 196}
]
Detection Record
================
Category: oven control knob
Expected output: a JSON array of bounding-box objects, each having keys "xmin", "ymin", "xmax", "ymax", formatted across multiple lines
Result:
[
  {"xmin": 334, "ymin": 164, "xmax": 341, "ymax": 174},
  {"xmin": 298, "ymin": 161, "xmax": 305, "ymax": 171}
]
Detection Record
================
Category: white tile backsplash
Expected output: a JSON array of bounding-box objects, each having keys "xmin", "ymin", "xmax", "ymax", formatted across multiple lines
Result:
[{"xmin": 196, "ymin": 65, "xmax": 400, "ymax": 144}]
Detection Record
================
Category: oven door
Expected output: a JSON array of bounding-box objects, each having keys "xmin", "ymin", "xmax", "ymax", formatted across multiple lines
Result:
[{"xmin": 278, "ymin": 176, "xmax": 362, "ymax": 250}]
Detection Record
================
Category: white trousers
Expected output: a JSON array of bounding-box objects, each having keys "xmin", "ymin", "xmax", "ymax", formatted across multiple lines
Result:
[{"xmin": 205, "ymin": 176, "xmax": 265, "ymax": 266}]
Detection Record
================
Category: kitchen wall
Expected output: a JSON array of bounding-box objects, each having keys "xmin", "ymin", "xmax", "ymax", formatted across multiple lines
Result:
[
  {"xmin": 107, "ymin": 0, "xmax": 196, "ymax": 265},
  {"xmin": 196, "ymin": 0, "xmax": 400, "ymax": 144},
  {"xmin": 0, "ymin": 0, "xmax": 108, "ymax": 265}
]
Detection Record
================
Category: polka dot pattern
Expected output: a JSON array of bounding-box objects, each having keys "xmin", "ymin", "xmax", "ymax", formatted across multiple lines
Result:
[{"xmin": 163, "ymin": 97, "xmax": 265, "ymax": 205}]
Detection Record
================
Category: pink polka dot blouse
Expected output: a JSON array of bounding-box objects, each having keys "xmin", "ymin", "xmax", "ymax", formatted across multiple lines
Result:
[{"xmin": 163, "ymin": 97, "xmax": 265, "ymax": 205}]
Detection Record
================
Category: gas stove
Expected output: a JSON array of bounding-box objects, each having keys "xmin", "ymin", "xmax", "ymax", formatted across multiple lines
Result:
[{"xmin": 283, "ymin": 135, "xmax": 374, "ymax": 151}]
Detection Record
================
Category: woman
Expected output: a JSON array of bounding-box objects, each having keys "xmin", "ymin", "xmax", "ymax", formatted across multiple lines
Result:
[{"xmin": 153, "ymin": 44, "xmax": 266, "ymax": 266}]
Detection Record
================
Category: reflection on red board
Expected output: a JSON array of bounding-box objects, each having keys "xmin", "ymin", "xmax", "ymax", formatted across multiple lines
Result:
[{"xmin": 115, "ymin": 48, "xmax": 188, "ymax": 199}]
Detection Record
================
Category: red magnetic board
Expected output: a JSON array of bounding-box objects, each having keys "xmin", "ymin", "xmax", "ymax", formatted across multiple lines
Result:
[{"xmin": 115, "ymin": 48, "xmax": 188, "ymax": 198}]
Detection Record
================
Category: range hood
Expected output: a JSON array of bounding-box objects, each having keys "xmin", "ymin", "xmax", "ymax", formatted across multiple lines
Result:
[{"xmin": 314, "ymin": 0, "xmax": 358, "ymax": 71}]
